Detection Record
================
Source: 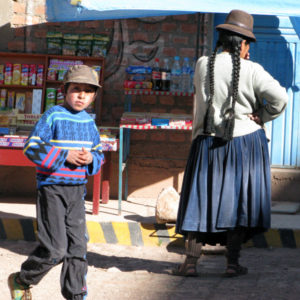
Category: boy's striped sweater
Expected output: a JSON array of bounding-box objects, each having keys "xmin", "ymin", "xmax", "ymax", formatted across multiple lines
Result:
[{"xmin": 23, "ymin": 105, "xmax": 104, "ymax": 188}]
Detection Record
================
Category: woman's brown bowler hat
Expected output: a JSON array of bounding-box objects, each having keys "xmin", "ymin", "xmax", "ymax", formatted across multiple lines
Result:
[{"xmin": 216, "ymin": 10, "xmax": 256, "ymax": 42}]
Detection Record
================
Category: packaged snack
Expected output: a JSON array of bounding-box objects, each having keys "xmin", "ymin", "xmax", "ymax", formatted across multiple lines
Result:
[
  {"xmin": 36, "ymin": 65, "xmax": 44, "ymax": 86},
  {"xmin": 32, "ymin": 89, "xmax": 42, "ymax": 114},
  {"xmin": 77, "ymin": 34, "xmax": 93, "ymax": 56},
  {"xmin": 56, "ymin": 88, "xmax": 64, "ymax": 105},
  {"xmin": 21, "ymin": 64, "xmax": 29, "ymax": 86},
  {"xmin": 25, "ymin": 91, "xmax": 33, "ymax": 113},
  {"xmin": 12, "ymin": 64, "xmax": 21, "ymax": 85},
  {"xmin": 92, "ymin": 34, "xmax": 110, "ymax": 57},
  {"xmin": 57, "ymin": 68, "xmax": 67, "ymax": 81},
  {"xmin": 62, "ymin": 34, "xmax": 79, "ymax": 56},
  {"xmin": 29, "ymin": 64, "xmax": 36, "ymax": 85},
  {"xmin": 7, "ymin": 91, "xmax": 15, "ymax": 109},
  {"xmin": 4, "ymin": 63, "xmax": 12, "ymax": 85},
  {"xmin": 47, "ymin": 67, "xmax": 57, "ymax": 80},
  {"xmin": 0, "ymin": 88, "xmax": 7, "ymax": 108},
  {"xmin": 0, "ymin": 64, "xmax": 4, "ymax": 84},
  {"xmin": 45, "ymin": 88, "xmax": 56, "ymax": 111},
  {"xmin": 126, "ymin": 65, "xmax": 152, "ymax": 74},
  {"xmin": 15, "ymin": 92, "xmax": 26, "ymax": 112},
  {"xmin": 92, "ymin": 65, "xmax": 101, "ymax": 78},
  {"xmin": 47, "ymin": 31, "xmax": 63, "ymax": 55},
  {"xmin": 123, "ymin": 80, "xmax": 152, "ymax": 90}
]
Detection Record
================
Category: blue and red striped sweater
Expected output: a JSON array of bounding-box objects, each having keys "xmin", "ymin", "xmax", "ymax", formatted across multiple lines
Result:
[{"xmin": 23, "ymin": 105, "xmax": 104, "ymax": 188}]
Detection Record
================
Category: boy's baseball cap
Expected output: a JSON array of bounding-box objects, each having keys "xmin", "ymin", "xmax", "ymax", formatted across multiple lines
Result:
[{"xmin": 63, "ymin": 65, "xmax": 101, "ymax": 88}]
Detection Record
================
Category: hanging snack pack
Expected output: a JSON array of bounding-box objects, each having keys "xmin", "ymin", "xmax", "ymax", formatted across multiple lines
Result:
[
  {"xmin": 0, "ymin": 89, "xmax": 7, "ymax": 108},
  {"xmin": 56, "ymin": 88, "xmax": 64, "ymax": 105},
  {"xmin": 77, "ymin": 34, "xmax": 93, "ymax": 56},
  {"xmin": 45, "ymin": 88, "xmax": 56, "ymax": 111},
  {"xmin": 4, "ymin": 63, "xmax": 12, "ymax": 85},
  {"xmin": 12, "ymin": 64, "xmax": 21, "ymax": 85},
  {"xmin": 15, "ymin": 92, "xmax": 26, "ymax": 112},
  {"xmin": 29, "ymin": 64, "xmax": 37, "ymax": 85},
  {"xmin": 36, "ymin": 65, "xmax": 44, "ymax": 86},
  {"xmin": 62, "ymin": 34, "xmax": 79, "ymax": 56},
  {"xmin": 47, "ymin": 31, "xmax": 63, "ymax": 55},
  {"xmin": 0, "ymin": 64, "xmax": 4, "ymax": 84},
  {"xmin": 7, "ymin": 91, "xmax": 15, "ymax": 109},
  {"xmin": 92, "ymin": 34, "xmax": 110, "ymax": 57},
  {"xmin": 21, "ymin": 64, "xmax": 29, "ymax": 86}
]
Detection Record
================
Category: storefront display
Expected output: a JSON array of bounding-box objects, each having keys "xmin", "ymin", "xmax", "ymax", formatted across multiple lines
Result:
[{"xmin": 0, "ymin": 52, "xmax": 104, "ymax": 126}]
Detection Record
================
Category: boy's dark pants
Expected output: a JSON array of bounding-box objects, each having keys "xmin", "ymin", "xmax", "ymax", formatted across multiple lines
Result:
[{"xmin": 19, "ymin": 185, "xmax": 88, "ymax": 300}]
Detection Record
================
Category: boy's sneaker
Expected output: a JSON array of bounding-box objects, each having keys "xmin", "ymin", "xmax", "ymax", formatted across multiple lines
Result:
[{"xmin": 8, "ymin": 272, "xmax": 32, "ymax": 300}]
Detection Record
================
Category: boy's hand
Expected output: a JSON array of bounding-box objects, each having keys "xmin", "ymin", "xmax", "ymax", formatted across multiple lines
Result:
[
  {"xmin": 80, "ymin": 147, "xmax": 93, "ymax": 165},
  {"xmin": 66, "ymin": 148, "xmax": 93, "ymax": 166}
]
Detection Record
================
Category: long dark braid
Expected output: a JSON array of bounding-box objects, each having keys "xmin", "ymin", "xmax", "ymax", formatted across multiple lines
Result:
[
  {"xmin": 204, "ymin": 30, "xmax": 247, "ymax": 141},
  {"xmin": 203, "ymin": 41, "xmax": 221, "ymax": 134},
  {"xmin": 223, "ymin": 40, "xmax": 241, "ymax": 141}
]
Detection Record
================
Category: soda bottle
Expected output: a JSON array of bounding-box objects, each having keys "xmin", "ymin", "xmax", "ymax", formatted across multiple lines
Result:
[
  {"xmin": 181, "ymin": 57, "xmax": 191, "ymax": 93},
  {"xmin": 170, "ymin": 56, "xmax": 181, "ymax": 93},
  {"xmin": 151, "ymin": 58, "xmax": 161, "ymax": 91},
  {"xmin": 161, "ymin": 58, "xmax": 171, "ymax": 91}
]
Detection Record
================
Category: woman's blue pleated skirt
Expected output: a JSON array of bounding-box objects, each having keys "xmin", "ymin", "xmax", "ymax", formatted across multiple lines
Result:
[{"xmin": 176, "ymin": 129, "xmax": 271, "ymax": 244}]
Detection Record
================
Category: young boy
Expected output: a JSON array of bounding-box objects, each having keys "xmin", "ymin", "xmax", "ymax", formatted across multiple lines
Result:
[{"xmin": 8, "ymin": 65, "xmax": 104, "ymax": 300}]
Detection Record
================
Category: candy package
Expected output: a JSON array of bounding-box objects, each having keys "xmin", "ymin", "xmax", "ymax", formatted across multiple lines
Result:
[
  {"xmin": 4, "ymin": 63, "xmax": 12, "ymax": 85},
  {"xmin": 15, "ymin": 92, "xmax": 26, "ymax": 112},
  {"xmin": 47, "ymin": 31, "xmax": 63, "ymax": 55},
  {"xmin": 0, "ymin": 64, "xmax": 4, "ymax": 84},
  {"xmin": 7, "ymin": 91, "xmax": 15, "ymax": 109},
  {"xmin": 36, "ymin": 65, "xmax": 44, "ymax": 86},
  {"xmin": 77, "ymin": 34, "xmax": 93, "ymax": 56},
  {"xmin": 21, "ymin": 64, "xmax": 29, "ymax": 86},
  {"xmin": 62, "ymin": 34, "xmax": 79, "ymax": 56},
  {"xmin": 92, "ymin": 34, "xmax": 110, "ymax": 57},
  {"xmin": 29, "ymin": 64, "xmax": 36, "ymax": 85},
  {"xmin": 12, "ymin": 64, "xmax": 21, "ymax": 85}
]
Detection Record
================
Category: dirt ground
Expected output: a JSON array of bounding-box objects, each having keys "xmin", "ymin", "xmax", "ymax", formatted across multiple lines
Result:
[{"xmin": 1, "ymin": 241, "xmax": 300, "ymax": 300}]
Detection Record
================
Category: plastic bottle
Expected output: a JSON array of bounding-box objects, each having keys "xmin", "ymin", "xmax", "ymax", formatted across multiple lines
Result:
[
  {"xmin": 161, "ymin": 58, "xmax": 171, "ymax": 91},
  {"xmin": 181, "ymin": 57, "xmax": 191, "ymax": 93},
  {"xmin": 170, "ymin": 56, "xmax": 181, "ymax": 93},
  {"xmin": 151, "ymin": 58, "xmax": 161, "ymax": 91},
  {"xmin": 189, "ymin": 57, "xmax": 197, "ymax": 94}
]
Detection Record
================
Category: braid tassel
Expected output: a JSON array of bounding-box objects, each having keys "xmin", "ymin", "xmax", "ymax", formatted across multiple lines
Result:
[
  {"xmin": 203, "ymin": 103, "xmax": 216, "ymax": 134},
  {"xmin": 223, "ymin": 118, "xmax": 235, "ymax": 141}
]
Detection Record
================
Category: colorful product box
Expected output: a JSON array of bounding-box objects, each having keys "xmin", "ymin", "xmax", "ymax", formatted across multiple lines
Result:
[
  {"xmin": 36, "ymin": 65, "xmax": 44, "ymax": 86},
  {"xmin": 12, "ymin": 64, "xmax": 21, "ymax": 85},
  {"xmin": 21, "ymin": 64, "xmax": 29, "ymax": 86},
  {"xmin": 15, "ymin": 92, "xmax": 26, "ymax": 113},
  {"xmin": 32, "ymin": 89, "xmax": 42, "ymax": 114},
  {"xmin": 29, "ymin": 64, "xmax": 37, "ymax": 85},
  {"xmin": 7, "ymin": 91, "xmax": 15, "ymax": 109},
  {"xmin": 4, "ymin": 63, "xmax": 12, "ymax": 85},
  {"xmin": 0, "ymin": 64, "xmax": 4, "ymax": 84}
]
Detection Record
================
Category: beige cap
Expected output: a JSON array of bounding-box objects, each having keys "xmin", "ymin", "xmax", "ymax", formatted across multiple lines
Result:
[{"xmin": 63, "ymin": 65, "xmax": 101, "ymax": 88}]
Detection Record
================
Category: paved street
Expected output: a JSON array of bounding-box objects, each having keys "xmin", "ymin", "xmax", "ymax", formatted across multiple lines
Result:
[{"xmin": 1, "ymin": 241, "xmax": 300, "ymax": 300}]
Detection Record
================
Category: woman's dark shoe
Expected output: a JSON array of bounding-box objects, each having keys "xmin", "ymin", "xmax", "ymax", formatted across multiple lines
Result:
[{"xmin": 224, "ymin": 264, "xmax": 248, "ymax": 277}]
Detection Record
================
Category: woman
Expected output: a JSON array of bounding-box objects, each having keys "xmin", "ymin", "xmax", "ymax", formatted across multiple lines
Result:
[{"xmin": 174, "ymin": 10, "xmax": 288, "ymax": 277}]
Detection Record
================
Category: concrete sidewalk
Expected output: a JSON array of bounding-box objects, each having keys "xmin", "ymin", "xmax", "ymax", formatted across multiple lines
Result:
[{"xmin": 0, "ymin": 197, "xmax": 300, "ymax": 248}]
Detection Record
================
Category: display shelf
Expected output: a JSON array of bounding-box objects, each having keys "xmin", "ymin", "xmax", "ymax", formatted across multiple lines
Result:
[
  {"xmin": 120, "ymin": 124, "xmax": 192, "ymax": 130},
  {"xmin": 124, "ymin": 89, "xmax": 193, "ymax": 96},
  {"xmin": 0, "ymin": 84, "xmax": 41, "ymax": 90},
  {"xmin": 0, "ymin": 52, "xmax": 105, "ymax": 125}
]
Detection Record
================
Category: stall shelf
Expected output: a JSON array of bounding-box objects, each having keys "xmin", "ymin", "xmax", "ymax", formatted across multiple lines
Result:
[
  {"xmin": 118, "ymin": 89, "xmax": 193, "ymax": 214},
  {"xmin": 0, "ymin": 52, "xmax": 105, "ymax": 124}
]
